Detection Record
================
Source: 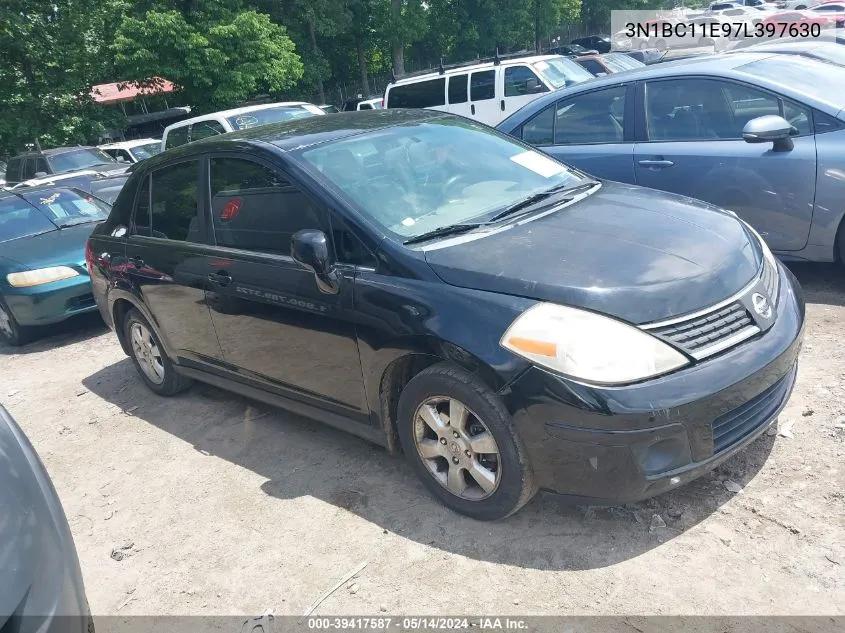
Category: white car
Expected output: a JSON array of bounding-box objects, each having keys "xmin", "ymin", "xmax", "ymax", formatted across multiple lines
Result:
[
  {"xmin": 98, "ymin": 138, "xmax": 162, "ymax": 164},
  {"xmin": 161, "ymin": 102, "xmax": 326, "ymax": 151},
  {"xmin": 342, "ymin": 97, "xmax": 385, "ymax": 111},
  {"xmin": 385, "ymin": 54, "xmax": 594, "ymax": 126}
]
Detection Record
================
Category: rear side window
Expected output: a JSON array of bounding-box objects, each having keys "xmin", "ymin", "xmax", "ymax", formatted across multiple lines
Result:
[
  {"xmin": 448, "ymin": 74, "xmax": 468, "ymax": 104},
  {"xmin": 554, "ymin": 86, "xmax": 627, "ymax": 145},
  {"xmin": 470, "ymin": 70, "xmax": 495, "ymax": 101},
  {"xmin": 191, "ymin": 120, "xmax": 226, "ymax": 141},
  {"xmin": 165, "ymin": 125, "xmax": 189, "ymax": 150},
  {"xmin": 133, "ymin": 161, "xmax": 200, "ymax": 241},
  {"xmin": 6, "ymin": 159, "xmax": 21, "ymax": 182},
  {"xmin": 209, "ymin": 157, "xmax": 327, "ymax": 254},
  {"xmin": 387, "ymin": 78, "xmax": 446, "ymax": 108}
]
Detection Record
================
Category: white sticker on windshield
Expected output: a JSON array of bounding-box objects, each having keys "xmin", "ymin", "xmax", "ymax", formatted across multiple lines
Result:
[
  {"xmin": 534, "ymin": 61, "xmax": 549, "ymax": 71},
  {"xmin": 401, "ymin": 217, "xmax": 416, "ymax": 227},
  {"xmin": 510, "ymin": 151, "xmax": 566, "ymax": 178}
]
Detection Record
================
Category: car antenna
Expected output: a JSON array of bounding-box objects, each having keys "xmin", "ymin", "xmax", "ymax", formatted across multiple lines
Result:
[
  {"xmin": 391, "ymin": 68, "xmax": 396, "ymax": 83},
  {"xmin": 438, "ymin": 57, "xmax": 445, "ymax": 75},
  {"xmin": 494, "ymin": 47, "xmax": 501, "ymax": 65}
]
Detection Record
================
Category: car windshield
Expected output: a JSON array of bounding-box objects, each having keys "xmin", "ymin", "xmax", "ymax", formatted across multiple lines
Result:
[
  {"xmin": 603, "ymin": 53, "xmax": 646, "ymax": 72},
  {"xmin": 298, "ymin": 118, "xmax": 588, "ymax": 240},
  {"xmin": 739, "ymin": 55, "xmax": 845, "ymax": 106},
  {"xmin": 0, "ymin": 197, "xmax": 57, "ymax": 242},
  {"xmin": 47, "ymin": 148, "xmax": 117, "ymax": 173},
  {"xmin": 532, "ymin": 57, "xmax": 595, "ymax": 89},
  {"xmin": 131, "ymin": 142, "xmax": 162, "ymax": 161},
  {"xmin": 227, "ymin": 106, "xmax": 318, "ymax": 130},
  {"xmin": 18, "ymin": 188, "xmax": 110, "ymax": 228}
]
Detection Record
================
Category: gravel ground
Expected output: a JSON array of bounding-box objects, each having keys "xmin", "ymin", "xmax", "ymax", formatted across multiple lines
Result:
[{"xmin": 1, "ymin": 263, "xmax": 843, "ymax": 617}]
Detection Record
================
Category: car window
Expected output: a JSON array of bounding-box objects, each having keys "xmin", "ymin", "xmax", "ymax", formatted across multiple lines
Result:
[
  {"xmin": 470, "ymin": 70, "xmax": 496, "ymax": 101},
  {"xmin": 782, "ymin": 100, "xmax": 812, "ymax": 136},
  {"xmin": 134, "ymin": 161, "xmax": 200, "ymax": 241},
  {"xmin": 165, "ymin": 125, "xmax": 190, "ymax": 150},
  {"xmin": 209, "ymin": 157, "xmax": 326, "ymax": 254},
  {"xmin": 191, "ymin": 120, "xmax": 226, "ymax": 141},
  {"xmin": 299, "ymin": 117, "xmax": 586, "ymax": 240},
  {"xmin": 531, "ymin": 57, "xmax": 594, "ymax": 89},
  {"xmin": 646, "ymin": 79, "xmax": 804, "ymax": 141},
  {"xmin": 813, "ymin": 109, "xmax": 843, "ymax": 133},
  {"xmin": 22, "ymin": 158, "xmax": 37, "ymax": 180},
  {"xmin": 554, "ymin": 86, "xmax": 626, "ymax": 145},
  {"xmin": 332, "ymin": 217, "xmax": 376, "ymax": 267},
  {"xmin": 132, "ymin": 177, "xmax": 151, "ymax": 234},
  {"xmin": 504, "ymin": 66, "xmax": 546, "ymax": 97},
  {"xmin": 387, "ymin": 78, "xmax": 447, "ymax": 108},
  {"xmin": 448, "ymin": 74, "xmax": 468, "ymax": 104},
  {"xmin": 6, "ymin": 159, "xmax": 21, "ymax": 182},
  {"xmin": 226, "ymin": 106, "xmax": 318, "ymax": 130},
  {"xmin": 576, "ymin": 59, "xmax": 606, "ymax": 75},
  {"xmin": 521, "ymin": 103, "xmax": 555, "ymax": 145},
  {"xmin": 47, "ymin": 148, "xmax": 115, "ymax": 173},
  {"xmin": 0, "ymin": 196, "xmax": 56, "ymax": 242}
]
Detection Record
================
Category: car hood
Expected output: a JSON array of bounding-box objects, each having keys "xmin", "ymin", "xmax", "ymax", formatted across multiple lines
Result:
[
  {"xmin": 0, "ymin": 223, "xmax": 97, "ymax": 273},
  {"xmin": 423, "ymin": 182, "xmax": 761, "ymax": 324}
]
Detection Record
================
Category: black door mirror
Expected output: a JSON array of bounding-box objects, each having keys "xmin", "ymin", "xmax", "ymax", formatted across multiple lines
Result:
[
  {"xmin": 742, "ymin": 115, "xmax": 796, "ymax": 152},
  {"xmin": 33, "ymin": 171, "xmax": 48, "ymax": 178},
  {"xmin": 525, "ymin": 78, "xmax": 545, "ymax": 94},
  {"xmin": 291, "ymin": 229, "xmax": 339, "ymax": 294}
]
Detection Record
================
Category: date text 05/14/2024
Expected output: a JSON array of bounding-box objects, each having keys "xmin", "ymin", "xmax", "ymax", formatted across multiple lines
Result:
[{"xmin": 306, "ymin": 617, "xmax": 529, "ymax": 631}]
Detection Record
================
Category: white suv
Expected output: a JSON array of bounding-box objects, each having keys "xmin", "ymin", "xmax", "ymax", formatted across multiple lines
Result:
[
  {"xmin": 384, "ymin": 54, "xmax": 594, "ymax": 126},
  {"xmin": 161, "ymin": 102, "xmax": 325, "ymax": 151}
]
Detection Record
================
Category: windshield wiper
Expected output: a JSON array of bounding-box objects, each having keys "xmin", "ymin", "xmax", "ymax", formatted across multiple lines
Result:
[
  {"xmin": 403, "ymin": 222, "xmax": 484, "ymax": 245},
  {"xmin": 487, "ymin": 181, "xmax": 599, "ymax": 223},
  {"xmin": 56, "ymin": 218, "xmax": 101, "ymax": 229}
]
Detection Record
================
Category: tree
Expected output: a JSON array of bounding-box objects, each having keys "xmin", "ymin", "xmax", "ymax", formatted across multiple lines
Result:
[
  {"xmin": 113, "ymin": 4, "xmax": 303, "ymax": 113},
  {"xmin": 375, "ymin": 0, "xmax": 427, "ymax": 76},
  {"xmin": 0, "ymin": 0, "xmax": 123, "ymax": 154}
]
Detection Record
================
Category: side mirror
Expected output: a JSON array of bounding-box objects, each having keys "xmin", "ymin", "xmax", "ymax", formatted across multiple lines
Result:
[
  {"xmin": 116, "ymin": 156, "xmax": 126, "ymax": 163},
  {"xmin": 525, "ymin": 78, "xmax": 545, "ymax": 94},
  {"xmin": 34, "ymin": 171, "xmax": 47, "ymax": 178},
  {"xmin": 742, "ymin": 115, "xmax": 796, "ymax": 151},
  {"xmin": 291, "ymin": 229, "xmax": 339, "ymax": 294}
]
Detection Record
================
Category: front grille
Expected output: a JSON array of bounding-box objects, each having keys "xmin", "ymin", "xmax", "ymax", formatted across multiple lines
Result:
[
  {"xmin": 647, "ymin": 301, "xmax": 757, "ymax": 358},
  {"xmin": 712, "ymin": 365, "xmax": 796, "ymax": 453}
]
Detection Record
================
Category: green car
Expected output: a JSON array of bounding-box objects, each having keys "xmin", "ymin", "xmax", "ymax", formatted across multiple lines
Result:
[{"xmin": 0, "ymin": 186, "xmax": 110, "ymax": 345}]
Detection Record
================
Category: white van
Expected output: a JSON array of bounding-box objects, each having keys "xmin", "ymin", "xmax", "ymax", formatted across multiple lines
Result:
[
  {"xmin": 161, "ymin": 102, "xmax": 325, "ymax": 151},
  {"xmin": 384, "ymin": 54, "xmax": 594, "ymax": 126}
]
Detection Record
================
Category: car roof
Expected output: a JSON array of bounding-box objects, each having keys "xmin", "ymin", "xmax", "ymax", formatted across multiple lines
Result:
[
  {"xmin": 0, "ymin": 184, "xmax": 85, "ymax": 202},
  {"xmin": 163, "ymin": 102, "xmax": 314, "ymax": 130},
  {"xmin": 99, "ymin": 139, "xmax": 159, "ymax": 150},
  {"xmin": 11, "ymin": 146, "xmax": 96, "ymax": 159},
  {"xmin": 388, "ymin": 55, "xmax": 566, "ymax": 85},
  {"xmin": 137, "ymin": 110, "xmax": 446, "ymax": 170}
]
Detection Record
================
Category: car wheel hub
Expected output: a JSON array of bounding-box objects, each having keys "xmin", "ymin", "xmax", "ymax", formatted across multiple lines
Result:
[
  {"xmin": 412, "ymin": 396, "xmax": 501, "ymax": 501},
  {"xmin": 130, "ymin": 322, "xmax": 165, "ymax": 385},
  {"xmin": 0, "ymin": 305, "xmax": 13, "ymax": 338}
]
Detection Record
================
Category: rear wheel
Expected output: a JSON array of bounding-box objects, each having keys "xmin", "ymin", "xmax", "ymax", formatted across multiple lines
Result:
[
  {"xmin": 0, "ymin": 298, "xmax": 31, "ymax": 347},
  {"xmin": 396, "ymin": 363, "xmax": 536, "ymax": 520},
  {"xmin": 123, "ymin": 308, "xmax": 191, "ymax": 396}
]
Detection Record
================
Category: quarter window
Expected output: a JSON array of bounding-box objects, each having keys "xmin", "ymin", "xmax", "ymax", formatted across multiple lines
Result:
[
  {"xmin": 135, "ymin": 161, "xmax": 200, "ymax": 241},
  {"xmin": 209, "ymin": 157, "xmax": 326, "ymax": 254},
  {"xmin": 448, "ymin": 74, "xmax": 468, "ymax": 104},
  {"xmin": 504, "ymin": 66, "xmax": 545, "ymax": 97},
  {"xmin": 387, "ymin": 78, "xmax": 446, "ymax": 108},
  {"xmin": 554, "ymin": 86, "xmax": 626, "ymax": 145},
  {"xmin": 470, "ymin": 70, "xmax": 496, "ymax": 101}
]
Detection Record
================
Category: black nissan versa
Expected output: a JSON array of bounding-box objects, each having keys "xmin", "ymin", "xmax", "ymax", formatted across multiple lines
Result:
[{"xmin": 86, "ymin": 110, "xmax": 804, "ymax": 520}]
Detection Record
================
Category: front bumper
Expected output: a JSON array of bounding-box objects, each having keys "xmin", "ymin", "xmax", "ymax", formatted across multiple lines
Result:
[
  {"xmin": 3, "ymin": 275, "xmax": 97, "ymax": 326},
  {"xmin": 501, "ymin": 263, "xmax": 805, "ymax": 503}
]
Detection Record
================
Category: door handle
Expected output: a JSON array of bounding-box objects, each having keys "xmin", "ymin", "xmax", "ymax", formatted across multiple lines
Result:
[
  {"xmin": 128, "ymin": 256, "xmax": 145, "ymax": 268},
  {"xmin": 637, "ymin": 159, "xmax": 675, "ymax": 168},
  {"xmin": 500, "ymin": 99, "xmax": 505, "ymax": 111},
  {"xmin": 471, "ymin": 104, "xmax": 476, "ymax": 115},
  {"xmin": 208, "ymin": 271, "xmax": 232, "ymax": 286}
]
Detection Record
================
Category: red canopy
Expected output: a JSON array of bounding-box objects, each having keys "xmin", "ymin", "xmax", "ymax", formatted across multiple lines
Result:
[{"xmin": 90, "ymin": 77, "xmax": 176, "ymax": 104}]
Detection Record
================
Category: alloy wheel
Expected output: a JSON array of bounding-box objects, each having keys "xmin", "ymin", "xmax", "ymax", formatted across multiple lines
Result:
[
  {"xmin": 130, "ymin": 321, "xmax": 165, "ymax": 385},
  {"xmin": 412, "ymin": 396, "xmax": 501, "ymax": 500}
]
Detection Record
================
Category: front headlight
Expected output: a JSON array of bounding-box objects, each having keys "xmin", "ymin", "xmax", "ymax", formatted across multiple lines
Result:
[
  {"xmin": 500, "ymin": 303, "xmax": 689, "ymax": 384},
  {"xmin": 7, "ymin": 266, "xmax": 79, "ymax": 288}
]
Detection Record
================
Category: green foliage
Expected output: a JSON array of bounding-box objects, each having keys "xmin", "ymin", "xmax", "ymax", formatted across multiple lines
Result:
[{"xmin": 113, "ymin": 7, "xmax": 303, "ymax": 112}]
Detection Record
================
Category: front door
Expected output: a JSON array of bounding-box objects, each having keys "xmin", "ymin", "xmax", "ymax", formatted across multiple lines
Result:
[
  {"xmin": 202, "ymin": 155, "xmax": 368, "ymax": 417},
  {"xmin": 634, "ymin": 77, "xmax": 817, "ymax": 252},
  {"xmin": 123, "ymin": 159, "xmax": 224, "ymax": 363},
  {"xmin": 499, "ymin": 64, "xmax": 547, "ymax": 121}
]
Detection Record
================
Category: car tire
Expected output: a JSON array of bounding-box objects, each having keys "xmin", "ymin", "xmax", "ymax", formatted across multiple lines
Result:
[
  {"xmin": 396, "ymin": 362, "xmax": 537, "ymax": 521},
  {"xmin": 0, "ymin": 297, "xmax": 32, "ymax": 347},
  {"xmin": 123, "ymin": 308, "xmax": 191, "ymax": 396}
]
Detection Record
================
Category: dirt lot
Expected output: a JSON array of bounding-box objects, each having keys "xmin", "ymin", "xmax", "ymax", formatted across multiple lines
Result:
[{"xmin": 2, "ymin": 263, "xmax": 844, "ymax": 617}]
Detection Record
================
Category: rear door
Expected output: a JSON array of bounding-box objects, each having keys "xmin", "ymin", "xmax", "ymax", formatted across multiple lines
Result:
[
  {"xmin": 469, "ymin": 69, "xmax": 499, "ymax": 124},
  {"xmin": 516, "ymin": 84, "xmax": 636, "ymax": 182},
  {"xmin": 123, "ymin": 159, "xmax": 224, "ymax": 363},
  {"xmin": 446, "ymin": 73, "xmax": 471, "ymax": 118},
  {"xmin": 202, "ymin": 154, "xmax": 368, "ymax": 417},
  {"xmin": 633, "ymin": 77, "xmax": 817, "ymax": 251}
]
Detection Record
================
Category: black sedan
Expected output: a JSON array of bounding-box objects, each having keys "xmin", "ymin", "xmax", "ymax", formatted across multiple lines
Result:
[{"xmin": 86, "ymin": 110, "xmax": 804, "ymax": 520}]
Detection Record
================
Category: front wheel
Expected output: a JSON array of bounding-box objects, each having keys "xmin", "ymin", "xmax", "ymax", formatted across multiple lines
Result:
[
  {"xmin": 396, "ymin": 363, "xmax": 536, "ymax": 520},
  {"xmin": 123, "ymin": 308, "xmax": 191, "ymax": 396},
  {"xmin": 0, "ymin": 298, "xmax": 31, "ymax": 347}
]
